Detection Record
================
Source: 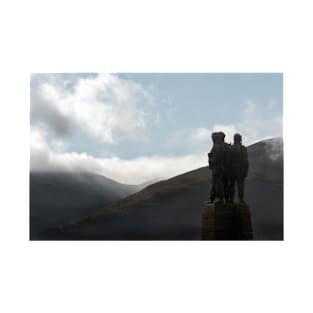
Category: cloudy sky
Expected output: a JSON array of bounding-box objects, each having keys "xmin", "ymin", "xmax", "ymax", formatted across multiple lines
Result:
[{"xmin": 30, "ymin": 73, "xmax": 283, "ymax": 184}]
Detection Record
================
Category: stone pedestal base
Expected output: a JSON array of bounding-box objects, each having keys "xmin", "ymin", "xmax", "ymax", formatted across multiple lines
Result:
[{"xmin": 202, "ymin": 202, "xmax": 253, "ymax": 240}]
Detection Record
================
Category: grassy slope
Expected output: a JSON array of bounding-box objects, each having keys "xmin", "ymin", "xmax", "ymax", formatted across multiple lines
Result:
[{"xmin": 41, "ymin": 138, "xmax": 283, "ymax": 240}]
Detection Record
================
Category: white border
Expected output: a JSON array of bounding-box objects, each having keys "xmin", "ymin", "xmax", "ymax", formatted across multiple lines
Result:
[{"xmin": 1, "ymin": 1, "xmax": 312, "ymax": 312}]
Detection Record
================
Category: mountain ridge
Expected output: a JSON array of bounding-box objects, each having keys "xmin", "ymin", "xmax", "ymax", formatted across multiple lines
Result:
[
  {"xmin": 30, "ymin": 171, "xmax": 148, "ymax": 239},
  {"xmin": 40, "ymin": 137, "xmax": 283, "ymax": 240}
]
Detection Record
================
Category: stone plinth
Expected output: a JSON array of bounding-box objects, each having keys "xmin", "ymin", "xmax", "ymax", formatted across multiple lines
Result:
[{"xmin": 202, "ymin": 202, "xmax": 253, "ymax": 240}]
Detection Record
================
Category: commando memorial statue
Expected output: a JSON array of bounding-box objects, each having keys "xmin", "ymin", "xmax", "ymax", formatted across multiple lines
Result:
[
  {"xmin": 203, "ymin": 131, "xmax": 253, "ymax": 240},
  {"xmin": 208, "ymin": 132, "xmax": 248, "ymax": 204},
  {"xmin": 208, "ymin": 132, "xmax": 231, "ymax": 203},
  {"xmin": 230, "ymin": 133, "xmax": 249, "ymax": 203}
]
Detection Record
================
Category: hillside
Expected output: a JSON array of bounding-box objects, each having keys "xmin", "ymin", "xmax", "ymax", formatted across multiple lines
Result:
[
  {"xmin": 30, "ymin": 171, "xmax": 144, "ymax": 239},
  {"xmin": 41, "ymin": 137, "xmax": 283, "ymax": 240},
  {"xmin": 247, "ymin": 137, "xmax": 283, "ymax": 182}
]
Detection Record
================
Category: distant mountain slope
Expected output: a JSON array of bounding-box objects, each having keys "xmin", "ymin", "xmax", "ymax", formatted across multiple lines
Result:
[
  {"xmin": 30, "ymin": 171, "xmax": 143, "ymax": 239},
  {"xmin": 42, "ymin": 137, "xmax": 283, "ymax": 240},
  {"xmin": 247, "ymin": 137, "xmax": 283, "ymax": 182}
]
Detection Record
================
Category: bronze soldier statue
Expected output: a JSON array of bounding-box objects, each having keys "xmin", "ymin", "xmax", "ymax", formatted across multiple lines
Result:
[
  {"xmin": 208, "ymin": 132, "xmax": 219, "ymax": 202},
  {"xmin": 230, "ymin": 133, "xmax": 249, "ymax": 203},
  {"xmin": 208, "ymin": 132, "xmax": 230, "ymax": 203},
  {"xmin": 219, "ymin": 132, "xmax": 231, "ymax": 202}
]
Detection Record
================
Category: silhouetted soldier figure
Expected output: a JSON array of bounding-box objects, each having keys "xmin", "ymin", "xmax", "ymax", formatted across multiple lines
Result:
[
  {"xmin": 219, "ymin": 132, "xmax": 231, "ymax": 202},
  {"xmin": 230, "ymin": 133, "xmax": 249, "ymax": 203},
  {"xmin": 208, "ymin": 132, "xmax": 229, "ymax": 203}
]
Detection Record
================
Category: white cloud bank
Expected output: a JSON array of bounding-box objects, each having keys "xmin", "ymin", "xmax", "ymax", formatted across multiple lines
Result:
[
  {"xmin": 30, "ymin": 74, "xmax": 207, "ymax": 184},
  {"xmin": 190, "ymin": 100, "xmax": 282, "ymax": 146},
  {"xmin": 190, "ymin": 124, "xmax": 237, "ymax": 144},
  {"xmin": 30, "ymin": 127, "xmax": 206, "ymax": 184},
  {"xmin": 30, "ymin": 76, "xmax": 283, "ymax": 185},
  {"xmin": 31, "ymin": 74, "xmax": 153, "ymax": 144}
]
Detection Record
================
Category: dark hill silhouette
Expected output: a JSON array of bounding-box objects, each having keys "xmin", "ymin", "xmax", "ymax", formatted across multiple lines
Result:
[
  {"xmin": 30, "ymin": 171, "xmax": 145, "ymax": 239},
  {"xmin": 41, "ymin": 137, "xmax": 283, "ymax": 240},
  {"xmin": 247, "ymin": 137, "xmax": 283, "ymax": 182}
]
